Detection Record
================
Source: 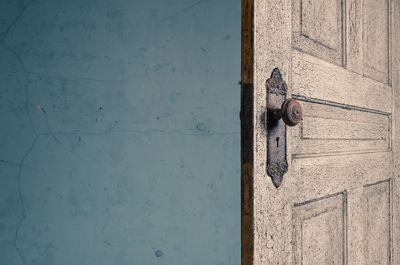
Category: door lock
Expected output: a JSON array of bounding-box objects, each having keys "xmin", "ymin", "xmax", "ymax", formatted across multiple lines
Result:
[{"xmin": 266, "ymin": 68, "xmax": 302, "ymax": 188}]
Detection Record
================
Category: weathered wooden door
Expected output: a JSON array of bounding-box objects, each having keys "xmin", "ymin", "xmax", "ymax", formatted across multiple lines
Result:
[{"xmin": 241, "ymin": 0, "xmax": 400, "ymax": 264}]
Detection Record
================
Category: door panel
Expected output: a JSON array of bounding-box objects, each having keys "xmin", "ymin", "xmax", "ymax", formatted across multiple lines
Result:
[
  {"xmin": 291, "ymin": 50, "xmax": 392, "ymax": 112},
  {"xmin": 363, "ymin": 180, "xmax": 392, "ymax": 265},
  {"xmin": 362, "ymin": 0, "xmax": 390, "ymax": 83},
  {"xmin": 241, "ymin": 0, "xmax": 400, "ymax": 264},
  {"xmin": 293, "ymin": 192, "xmax": 346, "ymax": 265},
  {"xmin": 292, "ymin": 0, "xmax": 345, "ymax": 65},
  {"xmin": 291, "ymin": 98, "xmax": 391, "ymax": 156}
]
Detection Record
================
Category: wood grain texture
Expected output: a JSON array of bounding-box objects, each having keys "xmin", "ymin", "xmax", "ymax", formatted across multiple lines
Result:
[
  {"xmin": 241, "ymin": 0, "xmax": 254, "ymax": 264},
  {"xmin": 292, "ymin": 0, "xmax": 344, "ymax": 65},
  {"xmin": 291, "ymin": 99, "xmax": 391, "ymax": 157},
  {"xmin": 243, "ymin": 0, "xmax": 399, "ymax": 263},
  {"xmin": 293, "ymin": 192, "xmax": 346, "ymax": 265},
  {"xmin": 363, "ymin": 0, "xmax": 390, "ymax": 83},
  {"xmin": 292, "ymin": 50, "xmax": 392, "ymax": 112},
  {"xmin": 390, "ymin": 0, "xmax": 399, "ymax": 263},
  {"xmin": 363, "ymin": 180, "xmax": 391, "ymax": 265},
  {"xmin": 347, "ymin": 0, "xmax": 391, "ymax": 84},
  {"xmin": 252, "ymin": 0, "xmax": 292, "ymax": 263},
  {"xmin": 347, "ymin": 0, "xmax": 362, "ymax": 74}
]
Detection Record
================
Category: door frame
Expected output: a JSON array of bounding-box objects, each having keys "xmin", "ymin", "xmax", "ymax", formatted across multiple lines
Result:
[{"xmin": 241, "ymin": 0, "xmax": 254, "ymax": 264}]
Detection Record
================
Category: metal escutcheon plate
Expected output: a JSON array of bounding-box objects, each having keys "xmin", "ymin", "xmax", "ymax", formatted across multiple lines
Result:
[{"xmin": 266, "ymin": 68, "xmax": 288, "ymax": 188}]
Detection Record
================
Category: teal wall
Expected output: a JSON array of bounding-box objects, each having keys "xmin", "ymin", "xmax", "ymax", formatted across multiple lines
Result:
[{"xmin": 0, "ymin": 0, "xmax": 240, "ymax": 264}]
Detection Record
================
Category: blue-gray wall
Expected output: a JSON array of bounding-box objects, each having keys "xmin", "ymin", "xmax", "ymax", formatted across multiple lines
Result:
[{"xmin": 0, "ymin": 0, "xmax": 240, "ymax": 264}]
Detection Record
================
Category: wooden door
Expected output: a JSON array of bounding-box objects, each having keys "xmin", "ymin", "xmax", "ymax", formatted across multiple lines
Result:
[{"xmin": 241, "ymin": 0, "xmax": 400, "ymax": 264}]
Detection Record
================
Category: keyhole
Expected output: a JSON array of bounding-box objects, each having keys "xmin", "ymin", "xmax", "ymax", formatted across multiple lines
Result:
[{"xmin": 276, "ymin": 137, "xmax": 280, "ymax": 147}]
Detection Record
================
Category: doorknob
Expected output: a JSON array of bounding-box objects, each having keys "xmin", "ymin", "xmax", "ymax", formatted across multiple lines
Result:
[
  {"xmin": 268, "ymin": 98, "xmax": 303, "ymax": 127},
  {"xmin": 265, "ymin": 68, "xmax": 303, "ymax": 188}
]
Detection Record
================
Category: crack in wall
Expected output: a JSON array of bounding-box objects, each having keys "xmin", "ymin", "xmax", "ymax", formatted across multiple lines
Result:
[
  {"xmin": 3, "ymin": 59, "xmax": 238, "ymax": 265},
  {"xmin": 14, "ymin": 136, "xmax": 38, "ymax": 265},
  {"xmin": 44, "ymin": 115, "xmax": 62, "ymax": 144},
  {"xmin": 0, "ymin": 160, "xmax": 27, "ymax": 168},
  {"xmin": 0, "ymin": 68, "xmax": 156, "ymax": 84},
  {"xmin": 12, "ymin": 108, "xmax": 29, "ymax": 128},
  {"xmin": 37, "ymin": 105, "xmax": 62, "ymax": 144},
  {"xmin": 0, "ymin": 0, "xmax": 36, "ymax": 42},
  {"xmin": 0, "ymin": 2, "xmax": 238, "ymax": 264},
  {"xmin": 1, "ymin": 1, "xmax": 39, "ymax": 258},
  {"xmin": 39, "ymin": 128, "xmax": 239, "ymax": 137},
  {"xmin": 13, "ymin": 70, "xmax": 39, "ymax": 265},
  {"xmin": 157, "ymin": 0, "xmax": 207, "ymax": 22}
]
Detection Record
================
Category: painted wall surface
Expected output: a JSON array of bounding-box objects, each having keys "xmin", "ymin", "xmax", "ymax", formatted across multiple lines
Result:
[{"xmin": 0, "ymin": 0, "xmax": 240, "ymax": 264}]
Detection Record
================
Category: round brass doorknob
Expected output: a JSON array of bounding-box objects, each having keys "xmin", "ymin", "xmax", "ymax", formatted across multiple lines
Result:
[{"xmin": 281, "ymin": 98, "xmax": 302, "ymax": 126}]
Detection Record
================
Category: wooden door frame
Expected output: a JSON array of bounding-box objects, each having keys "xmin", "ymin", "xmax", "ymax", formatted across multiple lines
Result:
[{"xmin": 241, "ymin": 0, "xmax": 254, "ymax": 264}]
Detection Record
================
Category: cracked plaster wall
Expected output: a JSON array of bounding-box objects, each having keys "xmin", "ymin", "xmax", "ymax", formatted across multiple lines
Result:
[{"xmin": 0, "ymin": 0, "xmax": 240, "ymax": 264}]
